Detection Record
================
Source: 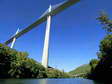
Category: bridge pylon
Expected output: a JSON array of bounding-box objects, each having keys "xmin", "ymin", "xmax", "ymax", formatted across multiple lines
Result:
[
  {"xmin": 42, "ymin": 5, "xmax": 52, "ymax": 68},
  {"xmin": 10, "ymin": 28, "xmax": 20, "ymax": 48}
]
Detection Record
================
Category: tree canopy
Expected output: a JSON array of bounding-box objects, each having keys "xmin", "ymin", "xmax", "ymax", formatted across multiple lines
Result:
[
  {"xmin": 88, "ymin": 13, "xmax": 112, "ymax": 81},
  {"xmin": 97, "ymin": 12, "xmax": 112, "ymax": 34}
]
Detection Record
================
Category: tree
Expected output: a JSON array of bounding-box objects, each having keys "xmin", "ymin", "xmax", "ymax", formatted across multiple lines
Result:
[
  {"xmin": 98, "ymin": 35, "xmax": 112, "ymax": 59},
  {"xmin": 88, "ymin": 13, "xmax": 112, "ymax": 81},
  {"xmin": 97, "ymin": 12, "xmax": 112, "ymax": 34},
  {"xmin": 89, "ymin": 59, "xmax": 99, "ymax": 72}
]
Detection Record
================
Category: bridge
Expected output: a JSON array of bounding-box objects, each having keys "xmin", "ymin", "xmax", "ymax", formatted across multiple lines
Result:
[{"xmin": 3, "ymin": 0, "xmax": 80, "ymax": 68}]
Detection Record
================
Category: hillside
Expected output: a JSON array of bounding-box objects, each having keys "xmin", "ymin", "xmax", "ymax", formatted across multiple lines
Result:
[
  {"xmin": 69, "ymin": 64, "xmax": 91, "ymax": 77},
  {"xmin": 0, "ymin": 43, "xmax": 70, "ymax": 78}
]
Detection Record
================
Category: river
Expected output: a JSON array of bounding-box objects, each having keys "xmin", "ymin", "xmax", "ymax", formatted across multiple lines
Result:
[{"xmin": 0, "ymin": 78, "xmax": 104, "ymax": 84}]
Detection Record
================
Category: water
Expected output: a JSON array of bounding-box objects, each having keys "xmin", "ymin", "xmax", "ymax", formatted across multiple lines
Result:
[{"xmin": 0, "ymin": 78, "xmax": 103, "ymax": 84}]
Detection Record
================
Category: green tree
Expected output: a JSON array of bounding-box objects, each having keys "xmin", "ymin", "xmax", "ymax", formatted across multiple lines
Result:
[
  {"xmin": 89, "ymin": 59, "xmax": 99, "ymax": 72},
  {"xmin": 88, "ymin": 13, "xmax": 112, "ymax": 81},
  {"xmin": 98, "ymin": 35, "xmax": 112, "ymax": 59},
  {"xmin": 97, "ymin": 12, "xmax": 112, "ymax": 34}
]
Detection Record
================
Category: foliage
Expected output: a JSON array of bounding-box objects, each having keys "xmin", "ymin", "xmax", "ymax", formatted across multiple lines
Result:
[
  {"xmin": 97, "ymin": 12, "xmax": 112, "ymax": 34},
  {"xmin": 0, "ymin": 43, "xmax": 46, "ymax": 78},
  {"xmin": 88, "ymin": 13, "xmax": 112, "ymax": 81},
  {"xmin": 0, "ymin": 43, "xmax": 70, "ymax": 78},
  {"xmin": 69, "ymin": 64, "xmax": 91, "ymax": 75},
  {"xmin": 98, "ymin": 35, "xmax": 112, "ymax": 59},
  {"xmin": 69, "ymin": 64, "xmax": 91, "ymax": 78},
  {"xmin": 88, "ymin": 35, "xmax": 112, "ymax": 81},
  {"xmin": 46, "ymin": 68, "xmax": 70, "ymax": 78},
  {"xmin": 89, "ymin": 59, "xmax": 99, "ymax": 71}
]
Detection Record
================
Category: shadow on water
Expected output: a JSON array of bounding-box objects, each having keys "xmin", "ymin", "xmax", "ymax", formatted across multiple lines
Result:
[{"xmin": 0, "ymin": 78, "xmax": 104, "ymax": 84}]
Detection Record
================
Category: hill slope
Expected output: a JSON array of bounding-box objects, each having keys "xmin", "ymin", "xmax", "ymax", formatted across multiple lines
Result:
[
  {"xmin": 69, "ymin": 64, "xmax": 91, "ymax": 76},
  {"xmin": 0, "ymin": 43, "xmax": 70, "ymax": 78}
]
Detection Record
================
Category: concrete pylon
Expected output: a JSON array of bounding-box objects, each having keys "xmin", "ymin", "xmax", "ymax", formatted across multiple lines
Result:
[
  {"xmin": 10, "ymin": 28, "xmax": 19, "ymax": 48},
  {"xmin": 42, "ymin": 5, "xmax": 52, "ymax": 68}
]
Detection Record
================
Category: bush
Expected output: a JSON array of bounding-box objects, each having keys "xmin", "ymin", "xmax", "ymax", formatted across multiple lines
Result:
[{"xmin": 46, "ymin": 68, "xmax": 70, "ymax": 78}]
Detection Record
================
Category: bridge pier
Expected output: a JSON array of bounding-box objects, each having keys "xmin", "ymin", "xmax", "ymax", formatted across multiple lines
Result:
[
  {"xmin": 42, "ymin": 5, "xmax": 52, "ymax": 68},
  {"xmin": 10, "ymin": 28, "xmax": 19, "ymax": 48}
]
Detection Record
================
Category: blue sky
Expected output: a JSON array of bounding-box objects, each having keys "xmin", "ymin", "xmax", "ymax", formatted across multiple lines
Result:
[{"xmin": 0, "ymin": 0, "xmax": 111, "ymax": 72}]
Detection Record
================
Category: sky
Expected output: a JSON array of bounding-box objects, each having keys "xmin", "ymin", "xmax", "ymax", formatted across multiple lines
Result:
[{"xmin": 0, "ymin": 0, "xmax": 112, "ymax": 72}]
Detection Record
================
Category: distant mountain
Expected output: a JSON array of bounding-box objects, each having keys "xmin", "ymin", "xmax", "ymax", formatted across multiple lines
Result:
[{"xmin": 69, "ymin": 64, "xmax": 91, "ymax": 76}]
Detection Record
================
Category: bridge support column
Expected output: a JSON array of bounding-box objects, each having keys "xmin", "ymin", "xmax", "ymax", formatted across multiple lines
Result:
[
  {"xmin": 10, "ymin": 28, "xmax": 19, "ymax": 48},
  {"xmin": 42, "ymin": 5, "xmax": 52, "ymax": 68}
]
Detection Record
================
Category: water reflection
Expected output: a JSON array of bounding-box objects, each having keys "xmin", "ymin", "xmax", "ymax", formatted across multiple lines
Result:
[
  {"xmin": 0, "ymin": 78, "xmax": 103, "ymax": 84},
  {"xmin": 38, "ymin": 79, "xmax": 48, "ymax": 84},
  {"xmin": 93, "ymin": 80, "xmax": 104, "ymax": 84},
  {"xmin": 0, "ymin": 79, "xmax": 25, "ymax": 84}
]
